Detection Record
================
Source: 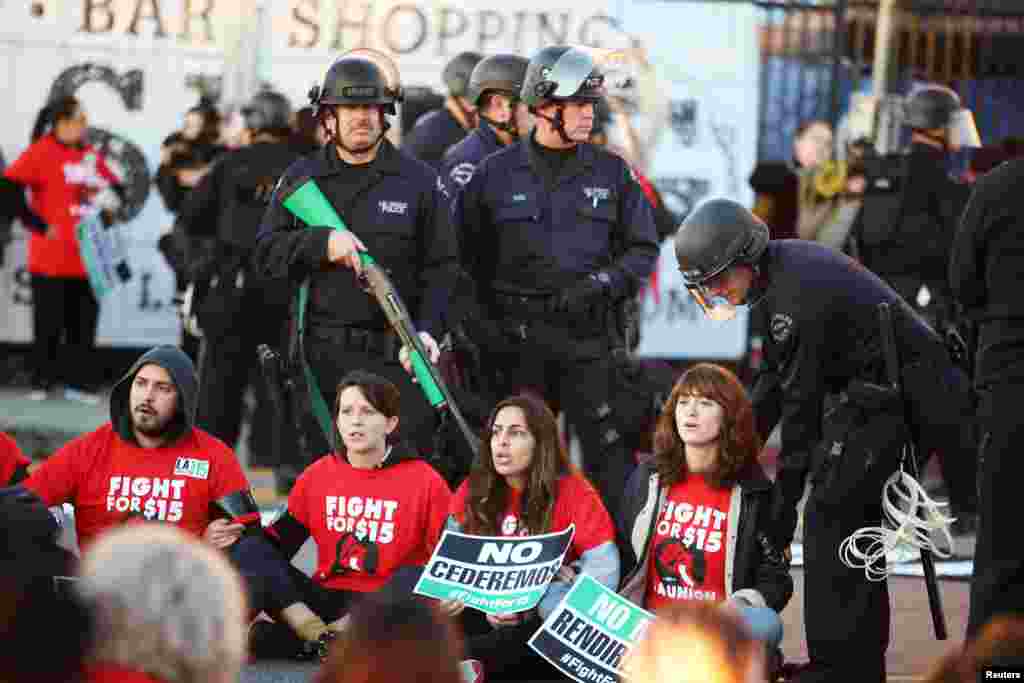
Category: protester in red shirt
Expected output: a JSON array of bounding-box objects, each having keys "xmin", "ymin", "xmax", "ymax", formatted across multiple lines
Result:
[
  {"xmin": 0, "ymin": 95, "xmax": 123, "ymax": 401},
  {"xmin": 618, "ymin": 364, "xmax": 792, "ymax": 659},
  {"xmin": 0, "ymin": 431, "xmax": 31, "ymax": 485},
  {"xmin": 17, "ymin": 344, "xmax": 344, "ymax": 660},
  {"xmin": 250, "ymin": 370, "xmax": 452, "ymax": 660},
  {"xmin": 22, "ymin": 345, "xmax": 252, "ymax": 549},
  {"xmin": 445, "ymin": 393, "xmax": 619, "ymax": 681}
]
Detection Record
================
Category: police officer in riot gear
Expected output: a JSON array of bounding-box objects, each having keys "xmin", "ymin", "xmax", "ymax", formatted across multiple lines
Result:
[
  {"xmin": 176, "ymin": 89, "xmax": 307, "ymax": 467},
  {"xmin": 951, "ymin": 159, "xmax": 1024, "ymax": 639},
  {"xmin": 675, "ymin": 198, "xmax": 976, "ymax": 683},
  {"xmin": 253, "ymin": 53, "xmax": 458, "ymax": 464},
  {"xmin": 852, "ymin": 83, "xmax": 980, "ymax": 530},
  {"xmin": 440, "ymin": 53, "xmax": 531, "ymax": 198},
  {"xmin": 402, "ymin": 51, "xmax": 483, "ymax": 168},
  {"xmin": 451, "ymin": 44, "xmax": 659, "ymax": 519},
  {"xmin": 855, "ymin": 84, "xmax": 979, "ymax": 317}
]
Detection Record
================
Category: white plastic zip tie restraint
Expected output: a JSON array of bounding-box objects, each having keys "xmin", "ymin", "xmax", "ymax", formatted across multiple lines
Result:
[{"xmin": 839, "ymin": 446, "xmax": 956, "ymax": 581}]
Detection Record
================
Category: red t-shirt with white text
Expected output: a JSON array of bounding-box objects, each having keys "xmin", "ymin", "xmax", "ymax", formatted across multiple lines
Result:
[
  {"xmin": 3, "ymin": 134, "xmax": 120, "ymax": 277},
  {"xmin": 644, "ymin": 475, "xmax": 732, "ymax": 611},
  {"xmin": 288, "ymin": 454, "xmax": 452, "ymax": 593},
  {"xmin": 1, "ymin": 431, "xmax": 31, "ymax": 485},
  {"xmin": 24, "ymin": 423, "xmax": 250, "ymax": 550},
  {"xmin": 450, "ymin": 474, "xmax": 616, "ymax": 565}
]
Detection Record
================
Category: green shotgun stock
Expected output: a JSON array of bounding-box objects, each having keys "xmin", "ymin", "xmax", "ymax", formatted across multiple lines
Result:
[{"xmin": 280, "ymin": 176, "xmax": 480, "ymax": 456}]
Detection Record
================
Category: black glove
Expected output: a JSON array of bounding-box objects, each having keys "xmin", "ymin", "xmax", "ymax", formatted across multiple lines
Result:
[{"xmin": 548, "ymin": 272, "xmax": 612, "ymax": 316}]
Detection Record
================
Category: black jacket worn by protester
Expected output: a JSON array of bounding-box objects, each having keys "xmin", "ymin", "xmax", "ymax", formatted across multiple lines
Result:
[
  {"xmin": 951, "ymin": 158, "xmax": 1024, "ymax": 386},
  {"xmin": 617, "ymin": 461, "xmax": 793, "ymax": 613},
  {"xmin": 252, "ymin": 139, "xmax": 458, "ymax": 340},
  {"xmin": 748, "ymin": 240, "xmax": 948, "ymax": 547}
]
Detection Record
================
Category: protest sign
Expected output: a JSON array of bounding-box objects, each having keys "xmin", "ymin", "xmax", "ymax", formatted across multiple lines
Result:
[
  {"xmin": 528, "ymin": 573, "xmax": 655, "ymax": 683},
  {"xmin": 413, "ymin": 526, "xmax": 574, "ymax": 615}
]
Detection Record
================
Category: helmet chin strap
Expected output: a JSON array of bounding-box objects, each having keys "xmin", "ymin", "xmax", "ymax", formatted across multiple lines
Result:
[
  {"xmin": 533, "ymin": 103, "xmax": 575, "ymax": 145},
  {"xmin": 321, "ymin": 107, "xmax": 390, "ymax": 154},
  {"xmin": 479, "ymin": 113, "xmax": 517, "ymax": 138}
]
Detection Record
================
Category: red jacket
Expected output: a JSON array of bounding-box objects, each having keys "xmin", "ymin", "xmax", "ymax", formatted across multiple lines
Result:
[{"xmin": 3, "ymin": 134, "xmax": 119, "ymax": 277}]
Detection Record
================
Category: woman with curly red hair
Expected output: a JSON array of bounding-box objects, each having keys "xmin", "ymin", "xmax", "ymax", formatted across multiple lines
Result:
[{"xmin": 618, "ymin": 363, "xmax": 792, "ymax": 655}]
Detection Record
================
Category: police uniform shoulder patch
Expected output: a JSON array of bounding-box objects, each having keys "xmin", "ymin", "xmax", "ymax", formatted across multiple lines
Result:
[{"xmin": 770, "ymin": 313, "xmax": 794, "ymax": 343}]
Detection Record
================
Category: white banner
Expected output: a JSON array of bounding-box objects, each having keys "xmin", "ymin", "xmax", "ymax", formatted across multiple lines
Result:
[{"xmin": 616, "ymin": 1, "xmax": 759, "ymax": 359}]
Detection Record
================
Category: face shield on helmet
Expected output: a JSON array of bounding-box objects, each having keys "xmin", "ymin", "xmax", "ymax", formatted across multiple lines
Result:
[
  {"xmin": 682, "ymin": 275, "xmax": 741, "ymax": 322},
  {"xmin": 947, "ymin": 108, "xmax": 981, "ymax": 149},
  {"xmin": 534, "ymin": 48, "xmax": 606, "ymax": 103}
]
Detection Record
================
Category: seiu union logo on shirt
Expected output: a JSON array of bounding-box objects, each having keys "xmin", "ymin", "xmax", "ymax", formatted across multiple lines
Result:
[
  {"xmin": 107, "ymin": 476, "xmax": 185, "ymax": 521},
  {"xmin": 174, "ymin": 458, "xmax": 210, "ymax": 480},
  {"xmin": 379, "ymin": 200, "xmax": 408, "ymax": 215},
  {"xmin": 325, "ymin": 496, "xmax": 398, "ymax": 544}
]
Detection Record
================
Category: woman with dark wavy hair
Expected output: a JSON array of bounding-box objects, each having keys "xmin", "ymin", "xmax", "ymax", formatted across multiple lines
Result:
[
  {"xmin": 445, "ymin": 394, "xmax": 619, "ymax": 681},
  {"xmin": 618, "ymin": 363, "xmax": 792, "ymax": 660}
]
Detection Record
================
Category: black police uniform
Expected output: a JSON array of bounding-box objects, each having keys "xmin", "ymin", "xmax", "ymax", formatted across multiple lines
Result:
[
  {"xmin": 402, "ymin": 107, "xmax": 470, "ymax": 169},
  {"xmin": 177, "ymin": 139, "xmax": 309, "ymax": 465},
  {"xmin": 439, "ymin": 120, "xmax": 504, "ymax": 199},
  {"xmin": 749, "ymin": 240, "xmax": 972, "ymax": 682},
  {"xmin": 951, "ymin": 158, "xmax": 1024, "ymax": 638},
  {"xmin": 253, "ymin": 139, "xmax": 458, "ymax": 460},
  {"xmin": 852, "ymin": 142, "xmax": 978, "ymax": 520},
  {"xmin": 452, "ymin": 134, "xmax": 659, "ymax": 517}
]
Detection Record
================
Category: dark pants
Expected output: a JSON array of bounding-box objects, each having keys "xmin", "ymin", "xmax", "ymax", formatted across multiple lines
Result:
[
  {"xmin": 905, "ymin": 361, "xmax": 978, "ymax": 516},
  {"xmin": 461, "ymin": 610, "xmax": 562, "ymax": 681},
  {"xmin": 802, "ymin": 490, "xmax": 889, "ymax": 683},
  {"xmin": 30, "ymin": 274, "xmax": 98, "ymax": 389},
  {"xmin": 196, "ymin": 285, "xmax": 288, "ymax": 466},
  {"xmin": 482, "ymin": 320, "xmax": 635, "ymax": 522},
  {"xmin": 305, "ymin": 332, "xmax": 437, "ymax": 459},
  {"xmin": 798, "ymin": 357, "xmax": 973, "ymax": 682},
  {"xmin": 968, "ymin": 380, "xmax": 1024, "ymax": 638},
  {"xmin": 247, "ymin": 563, "xmax": 422, "ymax": 659}
]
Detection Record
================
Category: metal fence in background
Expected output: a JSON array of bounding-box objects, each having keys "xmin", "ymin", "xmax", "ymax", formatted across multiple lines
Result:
[{"xmin": 741, "ymin": 0, "xmax": 1024, "ymax": 162}]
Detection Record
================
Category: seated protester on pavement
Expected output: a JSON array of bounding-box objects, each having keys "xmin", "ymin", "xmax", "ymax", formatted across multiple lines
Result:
[
  {"xmin": 618, "ymin": 363, "xmax": 792, "ymax": 654},
  {"xmin": 20, "ymin": 345, "xmax": 252, "ymax": 550},
  {"xmin": 1, "ymin": 431, "xmax": 31, "ymax": 485},
  {"xmin": 252, "ymin": 370, "xmax": 452, "ymax": 658},
  {"xmin": 15, "ymin": 344, "xmax": 326, "ymax": 656},
  {"xmin": 443, "ymin": 393, "xmax": 620, "ymax": 681}
]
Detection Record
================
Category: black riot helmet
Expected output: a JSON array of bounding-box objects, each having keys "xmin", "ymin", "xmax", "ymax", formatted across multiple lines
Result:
[
  {"xmin": 309, "ymin": 55, "xmax": 401, "ymax": 116},
  {"xmin": 443, "ymin": 51, "xmax": 483, "ymax": 98},
  {"xmin": 241, "ymin": 90, "xmax": 293, "ymax": 134},
  {"xmin": 903, "ymin": 84, "xmax": 981, "ymax": 148},
  {"xmin": 674, "ymin": 198, "xmax": 769, "ymax": 320},
  {"xmin": 467, "ymin": 54, "xmax": 529, "ymax": 107},
  {"xmin": 520, "ymin": 45, "xmax": 606, "ymax": 108}
]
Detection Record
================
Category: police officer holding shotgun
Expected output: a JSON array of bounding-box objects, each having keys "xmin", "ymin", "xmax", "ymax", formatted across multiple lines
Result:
[
  {"xmin": 673, "ymin": 198, "xmax": 975, "ymax": 683},
  {"xmin": 253, "ymin": 51, "xmax": 459, "ymax": 462}
]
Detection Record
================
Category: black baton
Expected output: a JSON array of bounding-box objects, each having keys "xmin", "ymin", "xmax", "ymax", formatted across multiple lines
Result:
[{"xmin": 878, "ymin": 302, "xmax": 948, "ymax": 640}]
